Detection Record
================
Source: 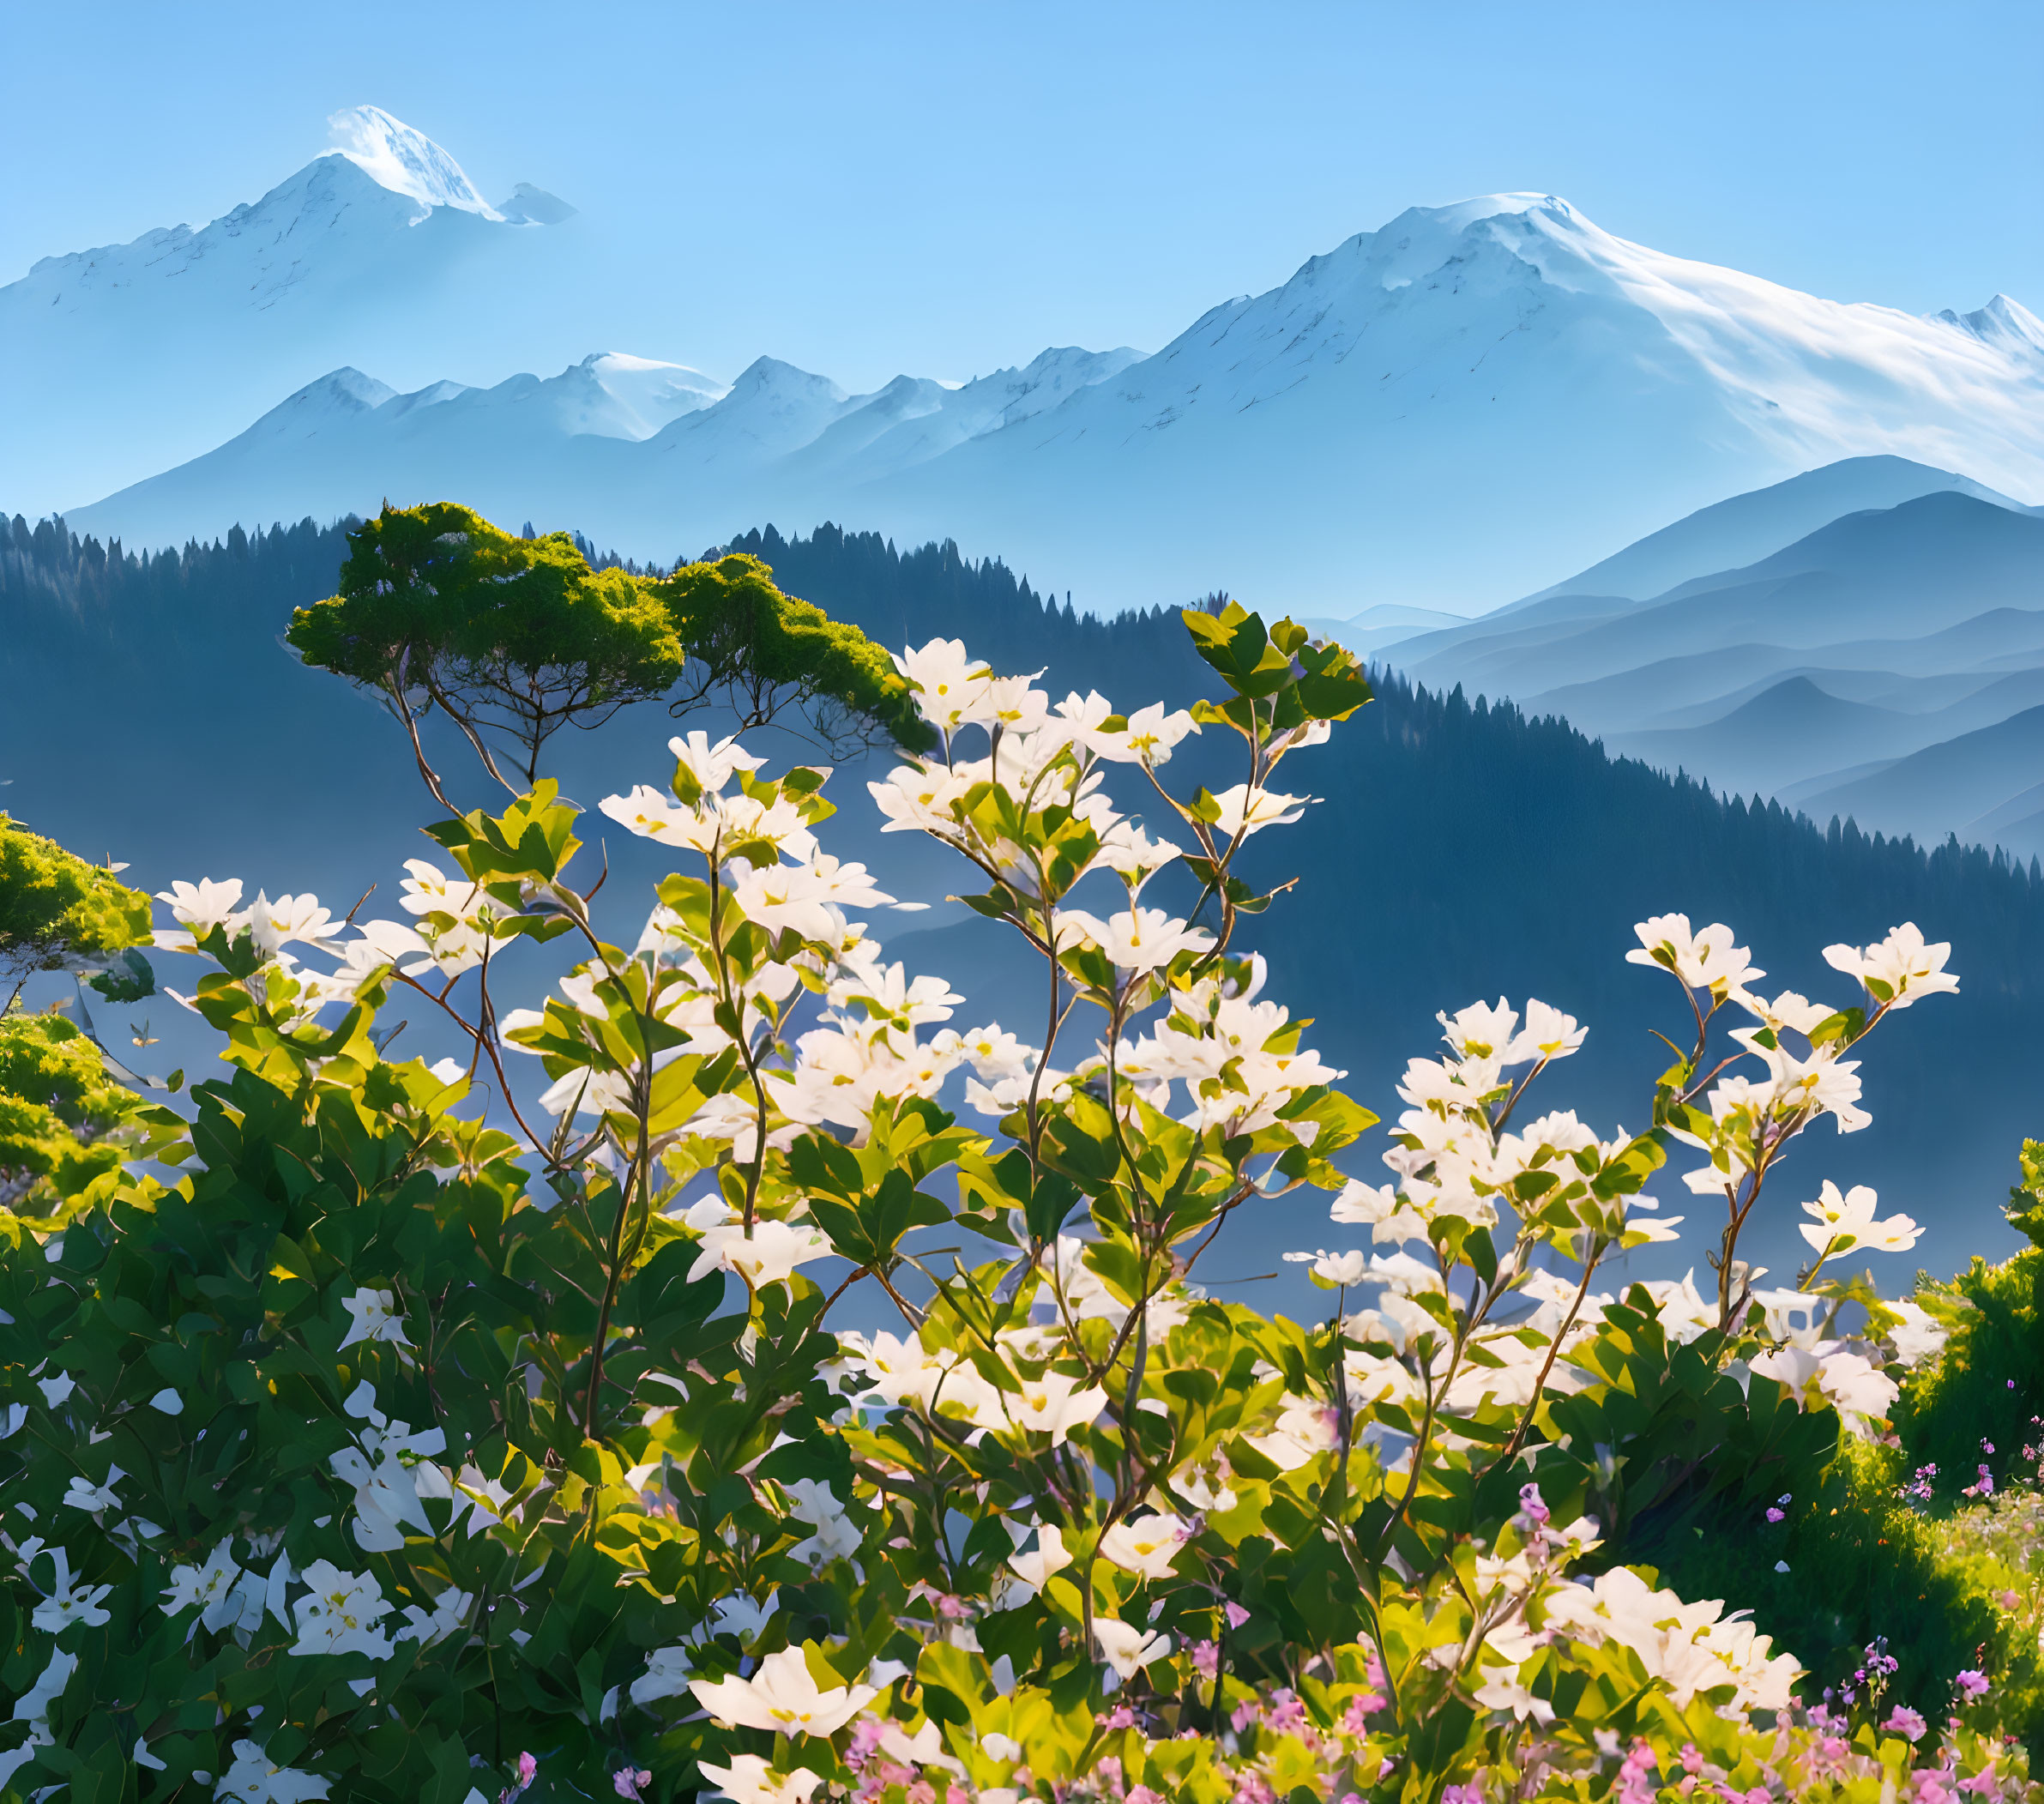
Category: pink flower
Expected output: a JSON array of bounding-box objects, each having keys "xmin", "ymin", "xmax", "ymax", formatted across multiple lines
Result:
[
  {"xmin": 1223, "ymin": 1601, "xmax": 1251, "ymax": 1630},
  {"xmin": 1191, "ymin": 1639, "xmax": 1220, "ymax": 1679},
  {"xmin": 947, "ymin": 1790, "xmax": 972, "ymax": 1804},
  {"xmin": 906, "ymin": 1783, "xmax": 937, "ymax": 1804},
  {"xmin": 1441, "ymin": 1785, "xmax": 1483, "ymax": 1804},
  {"xmin": 1956, "ymin": 1669, "xmax": 1992, "ymax": 1702},
  {"xmin": 1264, "ymin": 1689, "xmax": 1307, "ymax": 1735},
  {"xmin": 1765, "ymin": 1506, "xmax": 1785, "ymax": 1523},
  {"xmin": 1885, "ymin": 1708, "xmax": 1929, "ymax": 1740},
  {"xmin": 848, "ymin": 1718, "xmax": 887, "ymax": 1764},
  {"xmin": 1102, "ymin": 1705, "xmax": 1137, "ymax": 1730},
  {"xmin": 1680, "ymin": 1746, "xmax": 1706, "ymax": 1777},
  {"xmin": 1959, "ymin": 1771, "xmax": 2001, "ymax": 1796},
  {"xmin": 1517, "ymin": 1482, "xmax": 1551, "ymax": 1527},
  {"xmin": 612, "ymin": 1771, "xmax": 651, "ymax": 1801},
  {"xmin": 1341, "ymin": 1693, "xmax": 1384, "ymax": 1735},
  {"xmin": 1230, "ymin": 1699, "xmax": 1260, "ymax": 1733},
  {"xmin": 1128, "ymin": 1790, "xmax": 1166, "ymax": 1804},
  {"xmin": 1915, "ymin": 1774, "xmax": 1955, "ymax": 1804}
]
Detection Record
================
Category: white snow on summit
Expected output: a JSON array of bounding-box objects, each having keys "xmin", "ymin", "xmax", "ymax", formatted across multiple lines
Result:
[
  {"xmin": 27, "ymin": 181, "xmax": 2044, "ymax": 614},
  {"xmin": 0, "ymin": 107, "xmax": 570, "ymax": 512},
  {"xmin": 328, "ymin": 106, "xmax": 503, "ymax": 221}
]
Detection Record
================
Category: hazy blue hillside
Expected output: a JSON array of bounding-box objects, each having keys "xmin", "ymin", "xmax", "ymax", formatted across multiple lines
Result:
[
  {"xmin": 1508, "ymin": 453, "xmax": 2037, "ymax": 608},
  {"xmin": 5, "ymin": 510, "xmax": 2041, "ymax": 1300}
]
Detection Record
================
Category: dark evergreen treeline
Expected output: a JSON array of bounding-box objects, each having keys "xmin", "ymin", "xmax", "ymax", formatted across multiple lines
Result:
[
  {"xmin": 5, "ymin": 506, "xmax": 2041, "ymax": 1252},
  {"xmin": 2, "ymin": 512, "xmax": 357, "ymax": 660}
]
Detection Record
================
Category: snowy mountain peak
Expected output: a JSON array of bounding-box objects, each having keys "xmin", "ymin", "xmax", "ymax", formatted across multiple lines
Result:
[
  {"xmin": 1934, "ymin": 294, "xmax": 2044, "ymax": 364},
  {"xmin": 496, "ymin": 183, "xmax": 577, "ymax": 226},
  {"xmin": 726, "ymin": 357, "xmax": 851, "ymax": 407},
  {"xmin": 295, "ymin": 368, "xmax": 399, "ymax": 413},
  {"xmin": 328, "ymin": 106, "xmax": 503, "ymax": 221}
]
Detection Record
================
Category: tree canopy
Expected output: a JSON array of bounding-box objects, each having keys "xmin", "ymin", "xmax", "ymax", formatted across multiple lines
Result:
[
  {"xmin": 656, "ymin": 549, "xmax": 928, "ymax": 752},
  {"xmin": 286, "ymin": 504, "xmax": 926, "ymax": 807},
  {"xmin": 0, "ymin": 815, "xmax": 154, "ymax": 1009},
  {"xmin": 286, "ymin": 504, "xmax": 690, "ymax": 805}
]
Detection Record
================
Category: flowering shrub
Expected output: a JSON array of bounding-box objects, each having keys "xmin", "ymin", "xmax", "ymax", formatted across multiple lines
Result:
[{"xmin": 0, "ymin": 601, "xmax": 2023, "ymax": 1801}]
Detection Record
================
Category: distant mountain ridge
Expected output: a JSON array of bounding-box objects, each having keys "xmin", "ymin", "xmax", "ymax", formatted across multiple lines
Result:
[
  {"xmin": 21, "ymin": 118, "xmax": 2041, "ymax": 612},
  {"xmin": 0, "ymin": 107, "xmax": 574, "ymax": 511},
  {"xmin": 1370, "ymin": 480, "xmax": 2044, "ymax": 854}
]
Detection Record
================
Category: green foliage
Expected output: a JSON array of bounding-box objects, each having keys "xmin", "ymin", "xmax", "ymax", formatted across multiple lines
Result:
[
  {"xmin": 656, "ymin": 551, "xmax": 930, "ymax": 754},
  {"xmin": 286, "ymin": 509, "xmax": 928, "ymax": 811},
  {"xmin": 286, "ymin": 502, "xmax": 690, "ymax": 800},
  {"xmin": 0, "ymin": 1009, "xmax": 142, "ymax": 1228},
  {"xmin": 1892, "ymin": 1143, "xmax": 2044, "ymax": 1493},
  {"xmin": 0, "ymin": 815, "xmax": 154, "ymax": 1004},
  {"xmin": 0, "ymin": 594, "xmax": 2020, "ymax": 1803}
]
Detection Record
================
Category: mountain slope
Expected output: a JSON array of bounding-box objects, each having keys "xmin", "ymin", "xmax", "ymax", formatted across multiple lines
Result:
[
  {"xmin": 6, "ymin": 509, "xmax": 2042, "ymax": 1289},
  {"xmin": 1394, "ymin": 493, "xmax": 2044, "ymax": 699},
  {"xmin": 0, "ymin": 106, "xmax": 572, "ymax": 512},
  {"xmin": 1800, "ymin": 707, "xmax": 2044, "ymax": 853},
  {"xmin": 1507, "ymin": 456, "xmax": 2037, "ymax": 610},
  {"xmin": 51, "ymin": 187, "xmax": 2044, "ymax": 614}
]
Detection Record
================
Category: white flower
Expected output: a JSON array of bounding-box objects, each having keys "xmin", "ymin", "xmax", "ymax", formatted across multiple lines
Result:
[
  {"xmin": 683, "ymin": 1201, "xmax": 835, "ymax": 1288},
  {"xmin": 631, "ymin": 1644, "xmax": 696, "ymax": 1706},
  {"xmin": 1284, "ymin": 1247, "xmax": 1369, "ymax": 1288},
  {"xmin": 894, "ymin": 638, "xmax": 993, "ymax": 731},
  {"xmin": 290, "ymin": 1560, "xmax": 395, "ymax": 1660},
  {"xmin": 951, "ymin": 1023, "xmax": 1033, "ymax": 1081},
  {"xmin": 1823, "ymin": 923, "xmax": 1959, "ymax": 1009},
  {"xmin": 1798, "ymin": 1180, "xmax": 1920, "ymax": 1258},
  {"xmin": 669, "ymin": 729, "xmax": 768, "ymax": 798},
  {"xmin": 243, "ymin": 892, "xmax": 342, "ymax": 958},
  {"xmin": 1095, "ymin": 824, "xmax": 1184, "ymax": 890},
  {"xmin": 149, "ymin": 1388, "xmax": 184, "ymax": 1415},
  {"xmin": 689, "ymin": 1644, "xmax": 879, "ymax": 1736},
  {"xmin": 0, "ymin": 1648, "xmax": 75, "ymax": 1787},
  {"xmin": 1094, "ymin": 702, "xmax": 1198, "ymax": 766},
  {"xmin": 1099, "ymin": 1513, "xmax": 1188, "ymax": 1580},
  {"xmin": 338, "ymin": 1287, "xmax": 413, "ymax": 1351},
  {"xmin": 35, "ymin": 1372, "xmax": 75, "ymax": 1409},
  {"xmin": 214, "ymin": 1740, "xmax": 332, "ymax": 1803},
  {"xmin": 1505, "ymin": 999, "xmax": 1586, "ymax": 1064},
  {"xmin": 696, "ymin": 1755, "xmax": 826, "ymax": 1804},
  {"xmin": 1007, "ymin": 1524, "xmax": 1074, "ymax": 1590},
  {"xmin": 1093, "ymin": 1616, "xmax": 1173, "ymax": 1679},
  {"xmin": 157, "ymin": 877, "xmax": 245, "ymax": 940},
  {"xmin": 28, "ymin": 1545, "xmax": 112, "ymax": 1632},
  {"xmin": 1054, "ymin": 906, "xmax": 1213, "ymax": 974},
  {"xmin": 1731, "ymin": 987, "xmax": 1836, "ymax": 1036},
  {"xmin": 62, "ymin": 1466, "xmax": 124, "ymax": 1515},
  {"xmin": 394, "ymin": 1585, "xmax": 473, "ymax": 1648},
  {"xmin": 1206, "ymin": 783, "xmax": 1311, "ymax": 839},
  {"xmin": 1757, "ymin": 1042, "xmax": 1870, "ymax": 1131},
  {"xmin": 1000, "ymin": 1370, "xmax": 1111, "ymax": 1445},
  {"xmin": 1884, "ymin": 1298, "xmax": 1948, "ymax": 1367},
  {"xmin": 1626, "ymin": 914, "xmax": 1761, "ymax": 993},
  {"xmin": 599, "ymin": 784, "xmax": 720, "ymax": 850},
  {"xmin": 536, "ymin": 1065, "xmax": 636, "ymax": 1118},
  {"xmin": 163, "ymin": 1541, "xmax": 245, "ymax": 1626}
]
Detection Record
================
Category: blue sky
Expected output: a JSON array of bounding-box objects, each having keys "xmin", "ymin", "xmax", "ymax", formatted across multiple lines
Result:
[{"xmin": 6, "ymin": 0, "xmax": 2040, "ymax": 392}]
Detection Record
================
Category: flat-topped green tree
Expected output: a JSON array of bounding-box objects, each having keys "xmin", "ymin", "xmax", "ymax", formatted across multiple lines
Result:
[
  {"xmin": 287, "ymin": 505, "xmax": 925, "ymax": 809},
  {"xmin": 286, "ymin": 504, "xmax": 690, "ymax": 807}
]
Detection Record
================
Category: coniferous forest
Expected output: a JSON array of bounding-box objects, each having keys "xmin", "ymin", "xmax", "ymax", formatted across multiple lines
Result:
[{"xmin": 4, "ymin": 508, "xmax": 2039, "ymax": 1278}]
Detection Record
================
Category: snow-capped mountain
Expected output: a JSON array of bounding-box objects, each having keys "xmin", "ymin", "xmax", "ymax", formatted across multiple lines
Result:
[
  {"xmin": 0, "ymin": 106, "xmax": 572, "ymax": 512},
  {"xmin": 31, "ymin": 160, "xmax": 2044, "ymax": 612},
  {"xmin": 62, "ymin": 345, "xmax": 1148, "ymax": 564}
]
